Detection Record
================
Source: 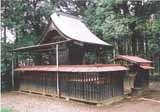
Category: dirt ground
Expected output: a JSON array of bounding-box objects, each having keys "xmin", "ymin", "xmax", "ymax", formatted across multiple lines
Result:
[
  {"xmin": 150, "ymin": 81, "xmax": 160, "ymax": 91},
  {"xmin": 1, "ymin": 91, "xmax": 160, "ymax": 112},
  {"xmin": 1, "ymin": 81, "xmax": 160, "ymax": 112}
]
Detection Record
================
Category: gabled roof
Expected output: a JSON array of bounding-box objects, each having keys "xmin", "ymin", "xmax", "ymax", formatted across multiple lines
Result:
[
  {"xmin": 50, "ymin": 12, "xmax": 111, "ymax": 46},
  {"xmin": 114, "ymin": 55, "xmax": 152, "ymax": 64}
]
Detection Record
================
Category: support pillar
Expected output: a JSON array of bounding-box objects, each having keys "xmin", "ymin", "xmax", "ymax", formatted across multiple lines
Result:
[{"xmin": 56, "ymin": 44, "xmax": 60, "ymax": 97}]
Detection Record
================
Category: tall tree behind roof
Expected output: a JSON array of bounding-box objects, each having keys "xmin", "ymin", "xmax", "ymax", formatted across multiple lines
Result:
[
  {"xmin": 84, "ymin": 0, "xmax": 160, "ymax": 57},
  {"xmin": 52, "ymin": 0, "xmax": 93, "ymax": 16},
  {"xmin": 1, "ymin": 0, "xmax": 54, "ymax": 47}
]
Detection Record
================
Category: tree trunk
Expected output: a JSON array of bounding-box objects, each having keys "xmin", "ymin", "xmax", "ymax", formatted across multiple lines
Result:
[
  {"xmin": 138, "ymin": 33, "xmax": 145, "ymax": 56},
  {"xmin": 132, "ymin": 35, "xmax": 137, "ymax": 56},
  {"xmin": 4, "ymin": 0, "xmax": 7, "ymax": 71},
  {"xmin": 145, "ymin": 37, "xmax": 149, "ymax": 57}
]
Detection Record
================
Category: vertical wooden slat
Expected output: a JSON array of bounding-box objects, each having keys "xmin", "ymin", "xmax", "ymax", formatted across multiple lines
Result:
[
  {"xmin": 19, "ymin": 70, "xmax": 125, "ymax": 103},
  {"xmin": 92, "ymin": 73, "xmax": 94, "ymax": 101},
  {"xmin": 84, "ymin": 72, "xmax": 87, "ymax": 100},
  {"xmin": 97, "ymin": 73, "xmax": 99, "ymax": 101},
  {"xmin": 87, "ymin": 73, "xmax": 90, "ymax": 100},
  {"xmin": 91, "ymin": 73, "xmax": 93, "ymax": 100}
]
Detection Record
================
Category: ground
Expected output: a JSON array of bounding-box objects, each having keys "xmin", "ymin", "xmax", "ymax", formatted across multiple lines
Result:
[{"xmin": 1, "ymin": 81, "xmax": 160, "ymax": 112}]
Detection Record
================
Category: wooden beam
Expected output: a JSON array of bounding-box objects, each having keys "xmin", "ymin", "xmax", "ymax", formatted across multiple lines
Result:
[
  {"xmin": 35, "ymin": 48, "xmax": 66, "ymax": 53},
  {"xmin": 12, "ymin": 40, "xmax": 71, "ymax": 52}
]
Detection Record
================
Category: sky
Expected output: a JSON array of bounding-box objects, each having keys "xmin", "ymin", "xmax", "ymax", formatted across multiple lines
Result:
[{"xmin": 1, "ymin": 28, "xmax": 16, "ymax": 43}]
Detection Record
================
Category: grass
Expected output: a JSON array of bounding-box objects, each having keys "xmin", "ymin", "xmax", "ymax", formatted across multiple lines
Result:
[{"xmin": 0, "ymin": 108, "xmax": 13, "ymax": 112}]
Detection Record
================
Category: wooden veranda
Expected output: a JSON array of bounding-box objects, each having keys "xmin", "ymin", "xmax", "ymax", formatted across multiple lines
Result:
[{"xmin": 14, "ymin": 64, "xmax": 127, "ymax": 103}]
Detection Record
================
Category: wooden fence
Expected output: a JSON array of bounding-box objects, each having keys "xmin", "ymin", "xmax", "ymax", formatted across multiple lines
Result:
[{"xmin": 18, "ymin": 71, "xmax": 125, "ymax": 103}]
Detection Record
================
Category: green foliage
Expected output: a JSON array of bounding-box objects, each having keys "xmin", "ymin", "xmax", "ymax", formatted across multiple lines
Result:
[
  {"xmin": 84, "ymin": 0, "xmax": 160, "ymax": 57},
  {"xmin": 1, "ymin": 43, "xmax": 13, "ymax": 73},
  {"xmin": 0, "ymin": 108, "xmax": 13, "ymax": 112},
  {"xmin": 1, "ymin": 0, "xmax": 55, "ymax": 90},
  {"xmin": 2, "ymin": 0, "xmax": 54, "ymax": 47},
  {"xmin": 1, "ymin": 0, "xmax": 55, "ymax": 64},
  {"xmin": 84, "ymin": 0, "xmax": 131, "ymax": 39}
]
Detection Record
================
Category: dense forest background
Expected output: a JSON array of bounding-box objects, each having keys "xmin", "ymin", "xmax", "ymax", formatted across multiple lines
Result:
[{"xmin": 1, "ymin": 0, "xmax": 160, "ymax": 89}]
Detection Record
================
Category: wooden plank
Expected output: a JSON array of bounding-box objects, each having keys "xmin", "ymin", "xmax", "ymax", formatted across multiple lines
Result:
[{"xmin": 61, "ymin": 95, "xmax": 99, "ymax": 104}]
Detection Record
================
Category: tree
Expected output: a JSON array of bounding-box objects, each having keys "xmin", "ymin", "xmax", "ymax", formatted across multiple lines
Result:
[
  {"xmin": 1, "ymin": 0, "xmax": 55, "ymax": 90},
  {"xmin": 51, "ymin": 0, "xmax": 93, "ymax": 16},
  {"xmin": 84, "ymin": 0, "xmax": 160, "ymax": 58}
]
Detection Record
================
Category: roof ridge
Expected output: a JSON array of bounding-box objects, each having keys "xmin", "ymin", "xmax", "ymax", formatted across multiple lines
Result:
[{"xmin": 55, "ymin": 11, "xmax": 81, "ymax": 20}]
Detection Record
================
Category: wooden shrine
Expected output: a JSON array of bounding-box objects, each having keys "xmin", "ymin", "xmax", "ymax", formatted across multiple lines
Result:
[{"xmin": 12, "ymin": 12, "xmax": 128, "ymax": 104}]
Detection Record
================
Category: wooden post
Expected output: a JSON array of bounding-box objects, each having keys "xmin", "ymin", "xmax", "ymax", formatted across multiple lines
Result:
[
  {"xmin": 11, "ymin": 53, "xmax": 14, "ymax": 89},
  {"xmin": 158, "ymin": 57, "xmax": 160, "ymax": 74},
  {"xmin": 113, "ymin": 47, "xmax": 115, "ymax": 63},
  {"xmin": 56, "ymin": 44, "xmax": 60, "ymax": 97}
]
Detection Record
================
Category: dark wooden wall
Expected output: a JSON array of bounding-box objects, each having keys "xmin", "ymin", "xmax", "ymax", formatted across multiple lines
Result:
[
  {"xmin": 39, "ymin": 30, "xmax": 101, "ymax": 65},
  {"xmin": 68, "ymin": 45, "xmax": 85, "ymax": 64},
  {"xmin": 134, "ymin": 68, "xmax": 149, "ymax": 89},
  {"xmin": 39, "ymin": 43, "xmax": 85, "ymax": 65},
  {"xmin": 19, "ymin": 72, "xmax": 57, "ymax": 95}
]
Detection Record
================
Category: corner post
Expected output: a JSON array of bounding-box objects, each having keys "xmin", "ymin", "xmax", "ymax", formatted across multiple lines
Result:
[{"xmin": 56, "ymin": 44, "xmax": 60, "ymax": 97}]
